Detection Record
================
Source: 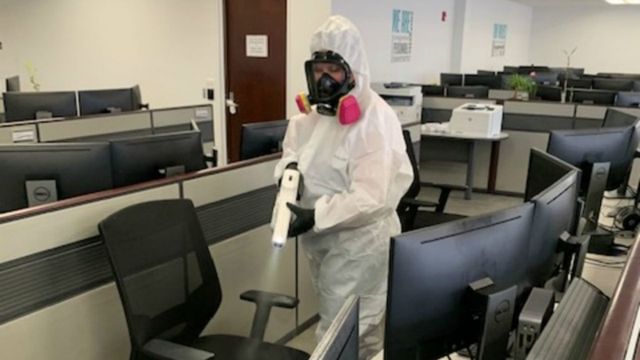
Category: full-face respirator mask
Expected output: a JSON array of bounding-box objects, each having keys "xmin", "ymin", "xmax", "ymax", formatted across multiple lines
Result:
[{"xmin": 295, "ymin": 51, "xmax": 361, "ymax": 125}]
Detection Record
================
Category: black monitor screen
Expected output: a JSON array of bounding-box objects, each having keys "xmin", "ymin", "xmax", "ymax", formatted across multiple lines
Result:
[
  {"xmin": 384, "ymin": 203, "xmax": 535, "ymax": 360},
  {"xmin": 547, "ymin": 126, "xmax": 637, "ymax": 192},
  {"xmin": 615, "ymin": 92, "xmax": 640, "ymax": 108},
  {"xmin": 566, "ymin": 78, "xmax": 592, "ymax": 89},
  {"xmin": 0, "ymin": 143, "xmax": 112, "ymax": 213},
  {"xmin": 603, "ymin": 109, "xmax": 639, "ymax": 128},
  {"xmin": 3, "ymin": 91, "xmax": 78, "ymax": 122},
  {"xmin": 570, "ymin": 89, "xmax": 616, "ymax": 105},
  {"xmin": 5, "ymin": 76, "xmax": 20, "ymax": 92},
  {"xmin": 531, "ymin": 72, "xmax": 559, "ymax": 86},
  {"xmin": 240, "ymin": 120, "xmax": 288, "ymax": 160},
  {"xmin": 420, "ymin": 85, "xmax": 445, "ymax": 96},
  {"xmin": 440, "ymin": 73, "xmax": 463, "ymax": 86},
  {"xmin": 78, "ymin": 87, "xmax": 136, "ymax": 115},
  {"xmin": 446, "ymin": 85, "xmax": 489, "ymax": 99},
  {"xmin": 110, "ymin": 131, "xmax": 206, "ymax": 188},
  {"xmin": 536, "ymin": 86, "xmax": 562, "ymax": 102},
  {"xmin": 525, "ymin": 149, "xmax": 580, "ymax": 287},
  {"xmin": 593, "ymin": 78, "xmax": 634, "ymax": 91},
  {"xmin": 464, "ymin": 74, "xmax": 501, "ymax": 89}
]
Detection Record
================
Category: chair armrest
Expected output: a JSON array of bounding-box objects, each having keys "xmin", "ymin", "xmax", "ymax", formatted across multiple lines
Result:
[
  {"xmin": 240, "ymin": 290, "xmax": 299, "ymax": 341},
  {"xmin": 401, "ymin": 197, "xmax": 439, "ymax": 209},
  {"xmin": 240, "ymin": 290, "xmax": 298, "ymax": 309},
  {"xmin": 143, "ymin": 339, "xmax": 214, "ymax": 360}
]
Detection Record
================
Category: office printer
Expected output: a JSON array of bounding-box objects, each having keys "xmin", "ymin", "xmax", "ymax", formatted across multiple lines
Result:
[
  {"xmin": 371, "ymin": 82, "xmax": 422, "ymax": 126},
  {"xmin": 449, "ymin": 103, "xmax": 503, "ymax": 137},
  {"xmin": 371, "ymin": 82, "xmax": 423, "ymax": 160}
]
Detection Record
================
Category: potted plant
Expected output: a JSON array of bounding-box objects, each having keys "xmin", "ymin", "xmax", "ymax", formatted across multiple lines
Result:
[{"xmin": 506, "ymin": 74, "xmax": 537, "ymax": 101}]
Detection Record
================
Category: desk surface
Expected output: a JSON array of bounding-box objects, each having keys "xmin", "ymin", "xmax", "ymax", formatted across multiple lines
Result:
[{"xmin": 421, "ymin": 130, "xmax": 509, "ymax": 141}]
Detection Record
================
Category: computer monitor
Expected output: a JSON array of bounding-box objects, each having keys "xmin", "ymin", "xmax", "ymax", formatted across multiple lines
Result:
[
  {"xmin": 3, "ymin": 91, "xmax": 78, "ymax": 122},
  {"xmin": 566, "ymin": 78, "xmax": 592, "ymax": 89},
  {"xmin": 525, "ymin": 149, "xmax": 580, "ymax": 287},
  {"xmin": 464, "ymin": 74, "xmax": 501, "ymax": 89},
  {"xmin": 536, "ymin": 86, "xmax": 562, "ymax": 102},
  {"xmin": 110, "ymin": 130, "xmax": 206, "ymax": 188},
  {"xmin": 384, "ymin": 203, "xmax": 535, "ymax": 360},
  {"xmin": 517, "ymin": 65, "xmax": 551, "ymax": 75},
  {"xmin": 503, "ymin": 66, "xmax": 518, "ymax": 73},
  {"xmin": 593, "ymin": 78, "xmax": 634, "ymax": 92},
  {"xmin": 0, "ymin": 142, "xmax": 113, "ymax": 213},
  {"xmin": 570, "ymin": 89, "xmax": 616, "ymax": 105},
  {"xmin": 240, "ymin": 120, "xmax": 288, "ymax": 160},
  {"xmin": 420, "ymin": 85, "xmax": 445, "ymax": 97},
  {"xmin": 531, "ymin": 72, "xmax": 559, "ymax": 86},
  {"xmin": 602, "ymin": 108, "xmax": 639, "ymax": 128},
  {"xmin": 477, "ymin": 70, "xmax": 496, "ymax": 76},
  {"xmin": 5, "ymin": 76, "xmax": 20, "ymax": 92},
  {"xmin": 440, "ymin": 73, "xmax": 463, "ymax": 86},
  {"xmin": 615, "ymin": 92, "xmax": 640, "ymax": 108},
  {"xmin": 547, "ymin": 126, "xmax": 637, "ymax": 193},
  {"xmin": 310, "ymin": 296, "xmax": 359, "ymax": 360},
  {"xmin": 78, "ymin": 86, "xmax": 140, "ymax": 115},
  {"xmin": 446, "ymin": 85, "xmax": 489, "ymax": 99}
]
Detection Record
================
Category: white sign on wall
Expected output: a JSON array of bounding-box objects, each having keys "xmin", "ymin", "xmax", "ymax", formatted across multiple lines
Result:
[
  {"xmin": 246, "ymin": 35, "xmax": 268, "ymax": 58},
  {"xmin": 492, "ymin": 24, "xmax": 507, "ymax": 57},
  {"xmin": 391, "ymin": 9, "xmax": 413, "ymax": 63}
]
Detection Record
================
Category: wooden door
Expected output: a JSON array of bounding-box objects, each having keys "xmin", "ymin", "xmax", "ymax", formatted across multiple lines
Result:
[{"xmin": 224, "ymin": 0, "xmax": 287, "ymax": 162}]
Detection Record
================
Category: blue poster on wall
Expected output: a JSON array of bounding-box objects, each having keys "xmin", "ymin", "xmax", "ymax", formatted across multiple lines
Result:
[
  {"xmin": 391, "ymin": 9, "xmax": 413, "ymax": 62},
  {"xmin": 492, "ymin": 23, "xmax": 507, "ymax": 57}
]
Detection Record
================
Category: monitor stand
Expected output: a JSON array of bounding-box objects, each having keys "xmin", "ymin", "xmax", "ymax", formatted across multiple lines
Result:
[
  {"xmin": 25, "ymin": 180, "xmax": 58, "ymax": 207},
  {"xmin": 158, "ymin": 165, "xmax": 186, "ymax": 177},
  {"xmin": 580, "ymin": 162, "xmax": 617, "ymax": 255},
  {"xmin": 465, "ymin": 277, "xmax": 517, "ymax": 360}
]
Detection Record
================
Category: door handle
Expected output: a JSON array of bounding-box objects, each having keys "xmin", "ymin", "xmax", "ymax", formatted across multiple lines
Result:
[{"xmin": 226, "ymin": 91, "xmax": 239, "ymax": 114}]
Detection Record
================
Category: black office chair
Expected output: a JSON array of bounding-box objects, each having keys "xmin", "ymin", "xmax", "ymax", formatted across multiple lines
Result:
[
  {"xmin": 397, "ymin": 130, "xmax": 465, "ymax": 231},
  {"xmin": 99, "ymin": 199, "xmax": 309, "ymax": 360}
]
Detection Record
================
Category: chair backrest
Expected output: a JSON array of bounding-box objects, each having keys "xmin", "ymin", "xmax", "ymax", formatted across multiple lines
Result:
[
  {"xmin": 99, "ymin": 199, "xmax": 222, "ymax": 350},
  {"xmin": 401, "ymin": 130, "xmax": 420, "ymax": 200}
]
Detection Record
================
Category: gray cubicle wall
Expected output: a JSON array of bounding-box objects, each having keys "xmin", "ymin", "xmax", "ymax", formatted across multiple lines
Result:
[
  {"xmin": 0, "ymin": 156, "xmax": 317, "ymax": 359},
  {"xmin": 0, "ymin": 104, "xmax": 214, "ymax": 145},
  {"xmin": 421, "ymin": 98, "xmax": 640, "ymax": 195}
]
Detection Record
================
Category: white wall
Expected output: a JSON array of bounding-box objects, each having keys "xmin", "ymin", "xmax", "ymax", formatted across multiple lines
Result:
[
  {"xmin": 457, "ymin": 0, "xmax": 532, "ymax": 73},
  {"xmin": 530, "ymin": 5, "xmax": 640, "ymax": 74},
  {"xmin": 0, "ymin": 0, "xmax": 220, "ymax": 108},
  {"xmin": 332, "ymin": 0, "xmax": 457, "ymax": 84},
  {"xmin": 287, "ymin": 0, "xmax": 332, "ymax": 117}
]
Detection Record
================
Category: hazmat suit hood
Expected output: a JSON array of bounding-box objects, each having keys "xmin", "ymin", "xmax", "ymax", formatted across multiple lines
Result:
[{"xmin": 309, "ymin": 15, "xmax": 372, "ymax": 106}]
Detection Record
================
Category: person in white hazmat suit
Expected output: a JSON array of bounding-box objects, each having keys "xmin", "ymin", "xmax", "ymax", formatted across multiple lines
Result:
[{"xmin": 274, "ymin": 16, "xmax": 413, "ymax": 359}]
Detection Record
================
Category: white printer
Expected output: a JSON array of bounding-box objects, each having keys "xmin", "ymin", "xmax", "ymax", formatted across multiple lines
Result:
[
  {"xmin": 449, "ymin": 103, "xmax": 503, "ymax": 137},
  {"xmin": 371, "ymin": 82, "xmax": 422, "ymax": 127}
]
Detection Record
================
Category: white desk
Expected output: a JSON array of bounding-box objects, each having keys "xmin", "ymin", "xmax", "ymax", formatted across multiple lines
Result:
[{"xmin": 421, "ymin": 129, "xmax": 509, "ymax": 199}]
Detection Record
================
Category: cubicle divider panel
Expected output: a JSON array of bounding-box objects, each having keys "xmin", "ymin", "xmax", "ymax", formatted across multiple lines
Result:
[
  {"xmin": 575, "ymin": 105, "xmax": 608, "ymax": 120},
  {"xmin": 495, "ymin": 131, "xmax": 550, "ymax": 193},
  {"xmin": 0, "ymin": 123, "xmax": 38, "ymax": 144},
  {"xmin": 152, "ymin": 105, "xmax": 214, "ymax": 143},
  {"xmin": 503, "ymin": 114, "xmax": 575, "ymax": 132},
  {"xmin": 0, "ymin": 184, "xmax": 180, "ymax": 360},
  {"xmin": 38, "ymin": 112, "xmax": 151, "ymax": 142}
]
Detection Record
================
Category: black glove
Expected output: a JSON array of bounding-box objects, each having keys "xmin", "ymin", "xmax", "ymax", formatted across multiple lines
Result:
[{"xmin": 287, "ymin": 203, "xmax": 315, "ymax": 237}]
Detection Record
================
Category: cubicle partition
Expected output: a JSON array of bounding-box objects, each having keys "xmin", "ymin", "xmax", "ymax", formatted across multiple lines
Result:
[
  {"xmin": 0, "ymin": 104, "xmax": 214, "ymax": 145},
  {"xmin": 421, "ymin": 97, "xmax": 640, "ymax": 195},
  {"xmin": 0, "ymin": 154, "xmax": 317, "ymax": 359}
]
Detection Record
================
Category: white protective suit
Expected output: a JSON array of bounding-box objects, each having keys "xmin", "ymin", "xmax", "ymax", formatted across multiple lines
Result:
[{"xmin": 274, "ymin": 16, "xmax": 413, "ymax": 359}]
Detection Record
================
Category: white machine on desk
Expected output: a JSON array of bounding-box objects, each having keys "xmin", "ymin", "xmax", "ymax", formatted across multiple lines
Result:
[
  {"xmin": 449, "ymin": 103, "xmax": 503, "ymax": 137},
  {"xmin": 370, "ymin": 82, "xmax": 422, "ymax": 126}
]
